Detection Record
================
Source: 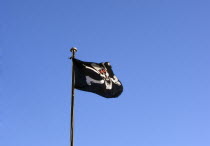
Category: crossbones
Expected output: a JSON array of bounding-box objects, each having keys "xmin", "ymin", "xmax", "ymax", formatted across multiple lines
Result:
[{"xmin": 83, "ymin": 63, "xmax": 121, "ymax": 90}]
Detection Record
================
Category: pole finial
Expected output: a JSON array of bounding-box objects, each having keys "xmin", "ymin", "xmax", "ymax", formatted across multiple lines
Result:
[
  {"xmin": 70, "ymin": 47, "xmax": 77, "ymax": 53},
  {"xmin": 69, "ymin": 47, "xmax": 77, "ymax": 59}
]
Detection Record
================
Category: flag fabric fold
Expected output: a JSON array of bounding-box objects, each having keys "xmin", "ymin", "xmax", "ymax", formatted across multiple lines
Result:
[{"xmin": 73, "ymin": 58, "xmax": 123, "ymax": 98}]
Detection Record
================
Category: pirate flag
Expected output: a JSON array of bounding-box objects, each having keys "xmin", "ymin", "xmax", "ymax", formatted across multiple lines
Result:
[{"xmin": 73, "ymin": 58, "xmax": 123, "ymax": 98}]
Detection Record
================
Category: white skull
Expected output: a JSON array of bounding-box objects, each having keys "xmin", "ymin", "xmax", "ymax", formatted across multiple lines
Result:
[{"xmin": 83, "ymin": 63, "xmax": 121, "ymax": 90}]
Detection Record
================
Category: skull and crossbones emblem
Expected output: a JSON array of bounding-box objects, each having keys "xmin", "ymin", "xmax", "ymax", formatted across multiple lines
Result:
[{"xmin": 83, "ymin": 62, "xmax": 121, "ymax": 90}]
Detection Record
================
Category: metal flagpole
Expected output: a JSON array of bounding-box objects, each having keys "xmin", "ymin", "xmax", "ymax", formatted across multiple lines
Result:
[{"xmin": 70, "ymin": 47, "xmax": 77, "ymax": 146}]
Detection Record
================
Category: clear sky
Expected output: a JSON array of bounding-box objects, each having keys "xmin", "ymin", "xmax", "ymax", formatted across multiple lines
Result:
[{"xmin": 1, "ymin": 0, "xmax": 210, "ymax": 146}]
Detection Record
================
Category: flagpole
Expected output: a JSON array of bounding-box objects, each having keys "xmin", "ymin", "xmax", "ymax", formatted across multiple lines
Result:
[{"xmin": 70, "ymin": 47, "xmax": 77, "ymax": 146}]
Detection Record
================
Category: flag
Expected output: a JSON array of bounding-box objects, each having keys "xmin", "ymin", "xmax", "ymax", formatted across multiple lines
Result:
[{"xmin": 73, "ymin": 58, "xmax": 123, "ymax": 98}]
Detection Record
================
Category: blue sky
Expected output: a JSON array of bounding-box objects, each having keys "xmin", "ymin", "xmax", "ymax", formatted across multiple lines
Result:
[{"xmin": 1, "ymin": 0, "xmax": 210, "ymax": 146}]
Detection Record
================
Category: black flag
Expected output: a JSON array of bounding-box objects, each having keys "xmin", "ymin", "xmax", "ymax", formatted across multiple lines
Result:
[{"xmin": 73, "ymin": 58, "xmax": 123, "ymax": 98}]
